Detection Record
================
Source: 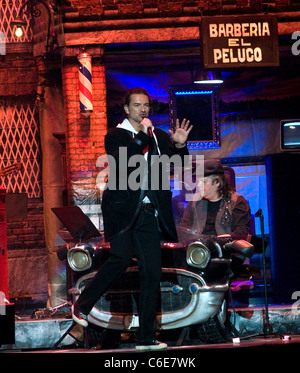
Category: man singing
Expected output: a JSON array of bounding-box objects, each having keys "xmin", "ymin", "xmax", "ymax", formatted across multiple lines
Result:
[{"xmin": 72, "ymin": 87, "xmax": 192, "ymax": 351}]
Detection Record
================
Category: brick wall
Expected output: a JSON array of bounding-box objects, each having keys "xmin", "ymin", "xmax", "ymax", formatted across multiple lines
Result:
[
  {"xmin": 2, "ymin": 44, "xmax": 108, "ymax": 302},
  {"xmin": 6, "ymin": 198, "xmax": 48, "ymax": 301},
  {"xmin": 0, "ymin": 45, "xmax": 37, "ymax": 96},
  {"xmin": 64, "ymin": 0, "xmax": 296, "ymax": 18},
  {"xmin": 6, "ymin": 198, "xmax": 45, "ymax": 251},
  {"xmin": 0, "ymin": 41, "xmax": 48, "ymax": 301}
]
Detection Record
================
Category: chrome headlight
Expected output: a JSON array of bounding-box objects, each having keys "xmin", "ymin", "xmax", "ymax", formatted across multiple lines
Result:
[
  {"xmin": 67, "ymin": 245, "xmax": 93, "ymax": 272},
  {"xmin": 186, "ymin": 241, "xmax": 211, "ymax": 268}
]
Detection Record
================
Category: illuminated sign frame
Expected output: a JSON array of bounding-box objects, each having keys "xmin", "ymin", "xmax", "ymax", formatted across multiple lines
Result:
[
  {"xmin": 201, "ymin": 15, "xmax": 279, "ymax": 68},
  {"xmin": 169, "ymin": 86, "xmax": 221, "ymax": 150}
]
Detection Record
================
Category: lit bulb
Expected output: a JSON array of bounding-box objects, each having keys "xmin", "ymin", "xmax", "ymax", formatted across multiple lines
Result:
[{"xmin": 15, "ymin": 26, "xmax": 23, "ymax": 38}]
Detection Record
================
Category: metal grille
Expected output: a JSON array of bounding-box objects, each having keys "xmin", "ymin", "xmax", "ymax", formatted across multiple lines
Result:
[
  {"xmin": 78, "ymin": 270, "xmax": 199, "ymax": 314},
  {"xmin": 0, "ymin": 0, "xmax": 32, "ymax": 43},
  {"xmin": 0, "ymin": 100, "xmax": 42, "ymax": 197}
]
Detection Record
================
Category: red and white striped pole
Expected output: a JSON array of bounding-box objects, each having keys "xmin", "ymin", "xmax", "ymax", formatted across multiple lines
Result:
[{"xmin": 78, "ymin": 51, "xmax": 93, "ymax": 117}]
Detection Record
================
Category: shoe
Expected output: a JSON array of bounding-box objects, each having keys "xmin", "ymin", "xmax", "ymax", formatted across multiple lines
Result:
[
  {"xmin": 136, "ymin": 340, "xmax": 168, "ymax": 351},
  {"xmin": 72, "ymin": 303, "xmax": 88, "ymax": 328}
]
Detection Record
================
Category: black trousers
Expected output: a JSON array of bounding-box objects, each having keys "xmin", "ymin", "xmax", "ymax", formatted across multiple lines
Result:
[{"xmin": 76, "ymin": 207, "xmax": 162, "ymax": 343}]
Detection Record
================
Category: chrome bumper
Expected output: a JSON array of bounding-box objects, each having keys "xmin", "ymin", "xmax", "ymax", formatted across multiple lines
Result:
[{"xmin": 74, "ymin": 267, "xmax": 229, "ymax": 331}]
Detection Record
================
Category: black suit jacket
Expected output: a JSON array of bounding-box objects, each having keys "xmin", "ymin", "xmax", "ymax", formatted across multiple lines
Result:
[{"xmin": 101, "ymin": 126, "xmax": 189, "ymax": 242}]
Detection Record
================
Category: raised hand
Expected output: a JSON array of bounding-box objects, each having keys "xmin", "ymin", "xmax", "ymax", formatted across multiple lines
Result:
[{"xmin": 169, "ymin": 118, "xmax": 193, "ymax": 146}]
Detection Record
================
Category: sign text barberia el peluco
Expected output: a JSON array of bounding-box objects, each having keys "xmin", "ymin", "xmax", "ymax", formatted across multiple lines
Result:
[{"xmin": 201, "ymin": 15, "xmax": 279, "ymax": 68}]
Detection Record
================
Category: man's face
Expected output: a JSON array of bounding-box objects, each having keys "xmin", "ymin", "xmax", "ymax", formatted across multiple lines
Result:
[
  {"xmin": 124, "ymin": 93, "xmax": 150, "ymax": 129},
  {"xmin": 197, "ymin": 176, "xmax": 220, "ymax": 201}
]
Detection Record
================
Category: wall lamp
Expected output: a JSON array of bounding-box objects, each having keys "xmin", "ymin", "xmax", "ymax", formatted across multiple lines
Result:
[
  {"xmin": 194, "ymin": 70, "xmax": 223, "ymax": 84},
  {"xmin": 11, "ymin": 0, "xmax": 53, "ymax": 52}
]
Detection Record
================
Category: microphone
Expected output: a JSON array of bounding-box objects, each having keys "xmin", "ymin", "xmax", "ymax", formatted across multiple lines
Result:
[
  {"xmin": 148, "ymin": 127, "xmax": 153, "ymax": 138},
  {"xmin": 141, "ymin": 118, "xmax": 153, "ymax": 137},
  {"xmin": 255, "ymin": 208, "xmax": 262, "ymax": 217}
]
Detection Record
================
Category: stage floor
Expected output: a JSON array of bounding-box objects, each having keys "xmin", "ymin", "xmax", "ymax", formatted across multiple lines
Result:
[
  {"xmin": 1, "ymin": 304, "xmax": 300, "ymax": 353},
  {"xmin": 3, "ymin": 334, "xmax": 300, "ymax": 352},
  {"xmin": 2, "ymin": 334, "xmax": 300, "ymax": 371},
  {"xmin": 1, "ymin": 305, "xmax": 300, "ymax": 371}
]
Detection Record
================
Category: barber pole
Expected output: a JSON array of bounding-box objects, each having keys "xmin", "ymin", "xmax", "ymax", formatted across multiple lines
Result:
[{"xmin": 78, "ymin": 51, "xmax": 93, "ymax": 116}]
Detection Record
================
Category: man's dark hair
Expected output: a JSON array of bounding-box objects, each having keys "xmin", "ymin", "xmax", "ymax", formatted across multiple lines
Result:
[
  {"xmin": 211, "ymin": 174, "xmax": 233, "ymax": 200},
  {"xmin": 124, "ymin": 87, "xmax": 151, "ymax": 107}
]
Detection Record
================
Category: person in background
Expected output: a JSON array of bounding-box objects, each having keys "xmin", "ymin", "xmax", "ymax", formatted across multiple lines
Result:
[
  {"xmin": 179, "ymin": 158, "xmax": 252, "ymax": 281},
  {"xmin": 180, "ymin": 159, "xmax": 251, "ymax": 237}
]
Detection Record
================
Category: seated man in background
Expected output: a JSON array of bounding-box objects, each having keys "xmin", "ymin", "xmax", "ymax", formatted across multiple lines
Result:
[
  {"xmin": 180, "ymin": 159, "xmax": 251, "ymax": 237},
  {"xmin": 179, "ymin": 159, "xmax": 256, "ymax": 303}
]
